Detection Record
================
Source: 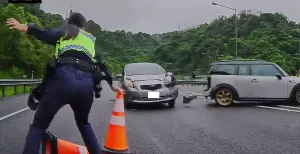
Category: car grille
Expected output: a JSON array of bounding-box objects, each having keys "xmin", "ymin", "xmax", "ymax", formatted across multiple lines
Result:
[{"xmin": 140, "ymin": 84, "xmax": 162, "ymax": 91}]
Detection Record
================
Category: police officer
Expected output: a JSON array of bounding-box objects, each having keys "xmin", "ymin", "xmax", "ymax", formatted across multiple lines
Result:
[{"xmin": 6, "ymin": 12, "xmax": 124, "ymax": 154}]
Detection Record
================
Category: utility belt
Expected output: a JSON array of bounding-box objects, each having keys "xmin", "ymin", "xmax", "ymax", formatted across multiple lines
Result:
[
  {"xmin": 46, "ymin": 56, "xmax": 103, "ymax": 98},
  {"xmin": 56, "ymin": 56, "xmax": 96, "ymax": 73}
]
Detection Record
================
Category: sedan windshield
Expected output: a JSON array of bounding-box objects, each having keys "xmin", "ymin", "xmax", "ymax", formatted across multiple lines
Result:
[{"xmin": 125, "ymin": 63, "xmax": 165, "ymax": 76}]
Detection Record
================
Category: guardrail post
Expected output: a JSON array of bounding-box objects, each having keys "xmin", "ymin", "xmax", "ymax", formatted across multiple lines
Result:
[
  {"xmin": 14, "ymin": 85, "xmax": 17, "ymax": 95},
  {"xmin": 23, "ymin": 85, "xmax": 26, "ymax": 93},
  {"xmin": 1, "ymin": 86, "xmax": 4, "ymax": 97}
]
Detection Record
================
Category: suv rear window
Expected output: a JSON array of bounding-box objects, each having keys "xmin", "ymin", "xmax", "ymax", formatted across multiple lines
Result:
[
  {"xmin": 209, "ymin": 65, "xmax": 238, "ymax": 75},
  {"xmin": 251, "ymin": 64, "xmax": 281, "ymax": 76}
]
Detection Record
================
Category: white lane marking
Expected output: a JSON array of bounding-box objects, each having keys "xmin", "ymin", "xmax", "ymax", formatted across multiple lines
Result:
[
  {"xmin": 256, "ymin": 105, "xmax": 300, "ymax": 113},
  {"xmin": 0, "ymin": 107, "xmax": 29, "ymax": 121},
  {"xmin": 277, "ymin": 105, "xmax": 300, "ymax": 110}
]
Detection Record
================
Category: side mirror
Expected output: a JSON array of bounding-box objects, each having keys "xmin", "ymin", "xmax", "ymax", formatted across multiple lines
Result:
[
  {"xmin": 166, "ymin": 72, "xmax": 173, "ymax": 76},
  {"xmin": 276, "ymin": 75, "xmax": 282, "ymax": 80},
  {"xmin": 115, "ymin": 74, "xmax": 122, "ymax": 78}
]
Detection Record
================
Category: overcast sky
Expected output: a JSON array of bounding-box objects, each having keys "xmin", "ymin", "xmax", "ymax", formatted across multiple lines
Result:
[{"xmin": 41, "ymin": 0, "xmax": 300, "ymax": 34}]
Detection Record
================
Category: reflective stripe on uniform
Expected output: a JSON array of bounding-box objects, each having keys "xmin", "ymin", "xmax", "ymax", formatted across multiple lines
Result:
[
  {"xmin": 113, "ymin": 99, "xmax": 125, "ymax": 113},
  {"xmin": 78, "ymin": 145, "xmax": 88, "ymax": 154},
  {"xmin": 58, "ymin": 45, "xmax": 93, "ymax": 58},
  {"xmin": 79, "ymin": 31, "xmax": 96, "ymax": 43},
  {"xmin": 110, "ymin": 115, "xmax": 125, "ymax": 126}
]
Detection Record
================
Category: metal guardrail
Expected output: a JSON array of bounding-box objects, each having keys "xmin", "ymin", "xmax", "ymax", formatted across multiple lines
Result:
[
  {"xmin": 176, "ymin": 80, "xmax": 208, "ymax": 86},
  {"xmin": 0, "ymin": 78, "xmax": 208, "ymax": 98},
  {"xmin": 0, "ymin": 79, "xmax": 42, "ymax": 97}
]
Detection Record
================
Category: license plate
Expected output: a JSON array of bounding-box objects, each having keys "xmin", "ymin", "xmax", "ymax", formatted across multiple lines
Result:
[{"xmin": 148, "ymin": 92, "xmax": 159, "ymax": 98}]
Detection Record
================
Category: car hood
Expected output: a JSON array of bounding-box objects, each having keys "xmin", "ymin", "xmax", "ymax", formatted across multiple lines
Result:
[{"xmin": 125, "ymin": 75, "xmax": 165, "ymax": 81}]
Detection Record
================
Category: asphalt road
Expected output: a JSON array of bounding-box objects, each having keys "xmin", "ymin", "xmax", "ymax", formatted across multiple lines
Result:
[{"xmin": 1, "ymin": 83, "xmax": 300, "ymax": 154}]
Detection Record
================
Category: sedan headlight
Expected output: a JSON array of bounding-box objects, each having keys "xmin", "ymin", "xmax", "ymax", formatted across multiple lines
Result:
[
  {"xmin": 125, "ymin": 79, "xmax": 134, "ymax": 88},
  {"xmin": 164, "ymin": 76, "xmax": 172, "ymax": 84}
]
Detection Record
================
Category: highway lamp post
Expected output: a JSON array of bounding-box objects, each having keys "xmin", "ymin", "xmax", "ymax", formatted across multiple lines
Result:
[
  {"xmin": 211, "ymin": 38, "xmax": 219, "ymax": 61},
  {"xmin": 212, "ymin": 2, "xmax": 238, "ymax": 58},
  {"xmin": 299, "ymin": 40, "xmax": 300, "ymax": 55},
  {"xmin": 298, "ymin": 28, "xmax": 300, "ymax": 55}
]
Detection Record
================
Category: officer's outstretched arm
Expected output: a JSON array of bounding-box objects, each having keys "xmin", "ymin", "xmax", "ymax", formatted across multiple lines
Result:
[
  {"xmin": 7, "ymin": 18, "xmax": 64, "ymax": 46},
  {"xmin": 26, "ymin": 23, "xmax": 65, "ymax": 46}
]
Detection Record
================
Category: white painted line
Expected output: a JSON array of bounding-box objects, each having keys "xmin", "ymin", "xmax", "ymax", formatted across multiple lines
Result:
[
  {"xmin": 0, "ymin": 107, "xmax": 29, "ymax": 121},
  {"xmin": 256, "ymin": 105, "xmax": 300, "ymax": 113},
  {"xmin": 277, "ymin": 105, "xmax": 300, "ymax": 110}
]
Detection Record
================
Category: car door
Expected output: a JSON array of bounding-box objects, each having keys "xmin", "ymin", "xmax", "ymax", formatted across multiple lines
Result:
[
  {"xmin": 233, "ymin": 64, "xmax": 253, "ymax": 98},
  {"xmin": 249, "ymin": 64, "xmax": 288, "ymax": 99}
]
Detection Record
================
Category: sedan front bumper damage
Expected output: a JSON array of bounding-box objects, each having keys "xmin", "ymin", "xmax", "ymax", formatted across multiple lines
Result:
[{"xmin": 125, "ymin": 87, "xmax": 178, "ymax": 103}]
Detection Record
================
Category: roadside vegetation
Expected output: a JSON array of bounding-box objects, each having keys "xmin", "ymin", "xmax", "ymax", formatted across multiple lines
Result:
[{"xmin": 1, "ymin": 3, "xmax": 300, "ymax": 79}]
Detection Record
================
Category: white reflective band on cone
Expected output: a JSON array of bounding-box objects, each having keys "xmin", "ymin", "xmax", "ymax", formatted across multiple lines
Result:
[
  {"xmin": 110, "ymin": 115, "xmax": 125, "ymax": 126},
  {"xmin": 78, "ymin": 145, "xmax": 88, "ymax": 154},
  {"xmin": 113, "ymin": 99, "xmax": 125, "ymax": 112}
]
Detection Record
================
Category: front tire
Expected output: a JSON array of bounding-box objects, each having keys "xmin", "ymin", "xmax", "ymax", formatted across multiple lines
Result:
[
  {"xmin": 291, "ymin": 88, "xmax": 300, "ymax": 105},
  {"xmin": 214, "ymin": 88, "xmax": 234, "ymax": 106},
  {"xmin": 124, "ymin": 100, "xmax": 132, "ymax": 110},
  {"xmin": 168, "ymin": 99, "xmax": 175, "ymax": 108}
]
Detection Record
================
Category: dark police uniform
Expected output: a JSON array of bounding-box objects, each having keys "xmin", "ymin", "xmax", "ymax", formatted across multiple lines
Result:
[{"xmin": 22, "ymin": 23, "xmax": 104, "ymax": 154}]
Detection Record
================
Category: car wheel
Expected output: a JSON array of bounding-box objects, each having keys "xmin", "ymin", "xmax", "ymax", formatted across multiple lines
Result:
[
  {"xmin": 168, "ymin": 99, "xmax": 175, "ymax": 108},
  {"xmin": 214, "ymin": 88, "xmax": 234, "ymax": 106},
  {"xmin": 291, "ymin": 88, "xmax": 300, "ymax": 105},
  {"xmin": 124, "ymin": 100, "xmax": 132, "ymax": 110}
]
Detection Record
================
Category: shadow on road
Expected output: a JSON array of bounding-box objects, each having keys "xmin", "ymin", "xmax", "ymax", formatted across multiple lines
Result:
[{"xmin": 127, "ymin": 103, "xmax": 173, "ymax": 111}]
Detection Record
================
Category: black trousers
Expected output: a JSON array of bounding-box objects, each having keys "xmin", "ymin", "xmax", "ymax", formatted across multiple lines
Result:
[{"xmin": 22, "ymin": 66, "xmax": 102, "ymax": 154}]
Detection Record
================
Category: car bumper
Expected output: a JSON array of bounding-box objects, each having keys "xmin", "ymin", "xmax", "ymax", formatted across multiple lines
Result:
[
  {"xmin": 203, "ymin": 88, "xmax": 211, "ymax": 99},
  {"xmin": 125, "ymin": 87, "xmax": 179, "ymax": 103}
]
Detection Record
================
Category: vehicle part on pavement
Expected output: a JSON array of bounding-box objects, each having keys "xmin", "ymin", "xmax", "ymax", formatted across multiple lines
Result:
[
  {"xmin": 204, "ymin": 59, "xmax": 300, "ymax": 106},
  {"xmin": 182, "ymin": 94, "xmax": 198, "ymax": 104},
  {"xmin": 42, "ymin": 131, "xmax": 89, "ymax": 154},
  {"xmin": 102, "ymin": 92, "xmax": 131, "ymax": 154},
  {"xmin": 116, "ymin": 62, "xmax": 179, "ymax": 109}
]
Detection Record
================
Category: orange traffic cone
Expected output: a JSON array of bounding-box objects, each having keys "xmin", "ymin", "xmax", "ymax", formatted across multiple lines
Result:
[
  {"xmin": 102, "ymin": 92, "xmax": 131, "ymax": 154},
  {"xmin": 42, "ymin": 131, "xmax": 89, "ymax": 154}
]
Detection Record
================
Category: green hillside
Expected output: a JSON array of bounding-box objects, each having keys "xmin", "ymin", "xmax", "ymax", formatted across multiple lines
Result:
[{"xmin": 1, "ymin": 3, "xmax": 300, "ymax": 78}]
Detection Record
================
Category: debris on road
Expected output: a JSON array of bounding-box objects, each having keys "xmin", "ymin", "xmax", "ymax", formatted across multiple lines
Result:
[{"xmin": 182, "ymin": 94, "xmax": 197, "ymax": 104}]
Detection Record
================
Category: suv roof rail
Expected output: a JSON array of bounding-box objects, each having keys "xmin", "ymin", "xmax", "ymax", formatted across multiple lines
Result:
[{"xmin": 217, "ymin": 59, "xmax": 264, "ymax": 62}]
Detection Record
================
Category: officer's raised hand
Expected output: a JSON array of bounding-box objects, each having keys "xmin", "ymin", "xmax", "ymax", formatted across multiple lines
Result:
[
  {"xmin": 6, "ymin": 18, "xmax": 27, "ymax": 32},
  {"xmin": 110, "ymin": 84, "xmax": 125, "ymax": 93}
]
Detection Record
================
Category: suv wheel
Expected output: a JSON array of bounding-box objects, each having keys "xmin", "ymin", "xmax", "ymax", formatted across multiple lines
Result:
[
  {"xmin": 214, "ymin": 88, "xmax": 234, "ymax": 106},
  {"xmin": 292, "ymin": 88, "xmax": 300, "ymax": 104}
]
